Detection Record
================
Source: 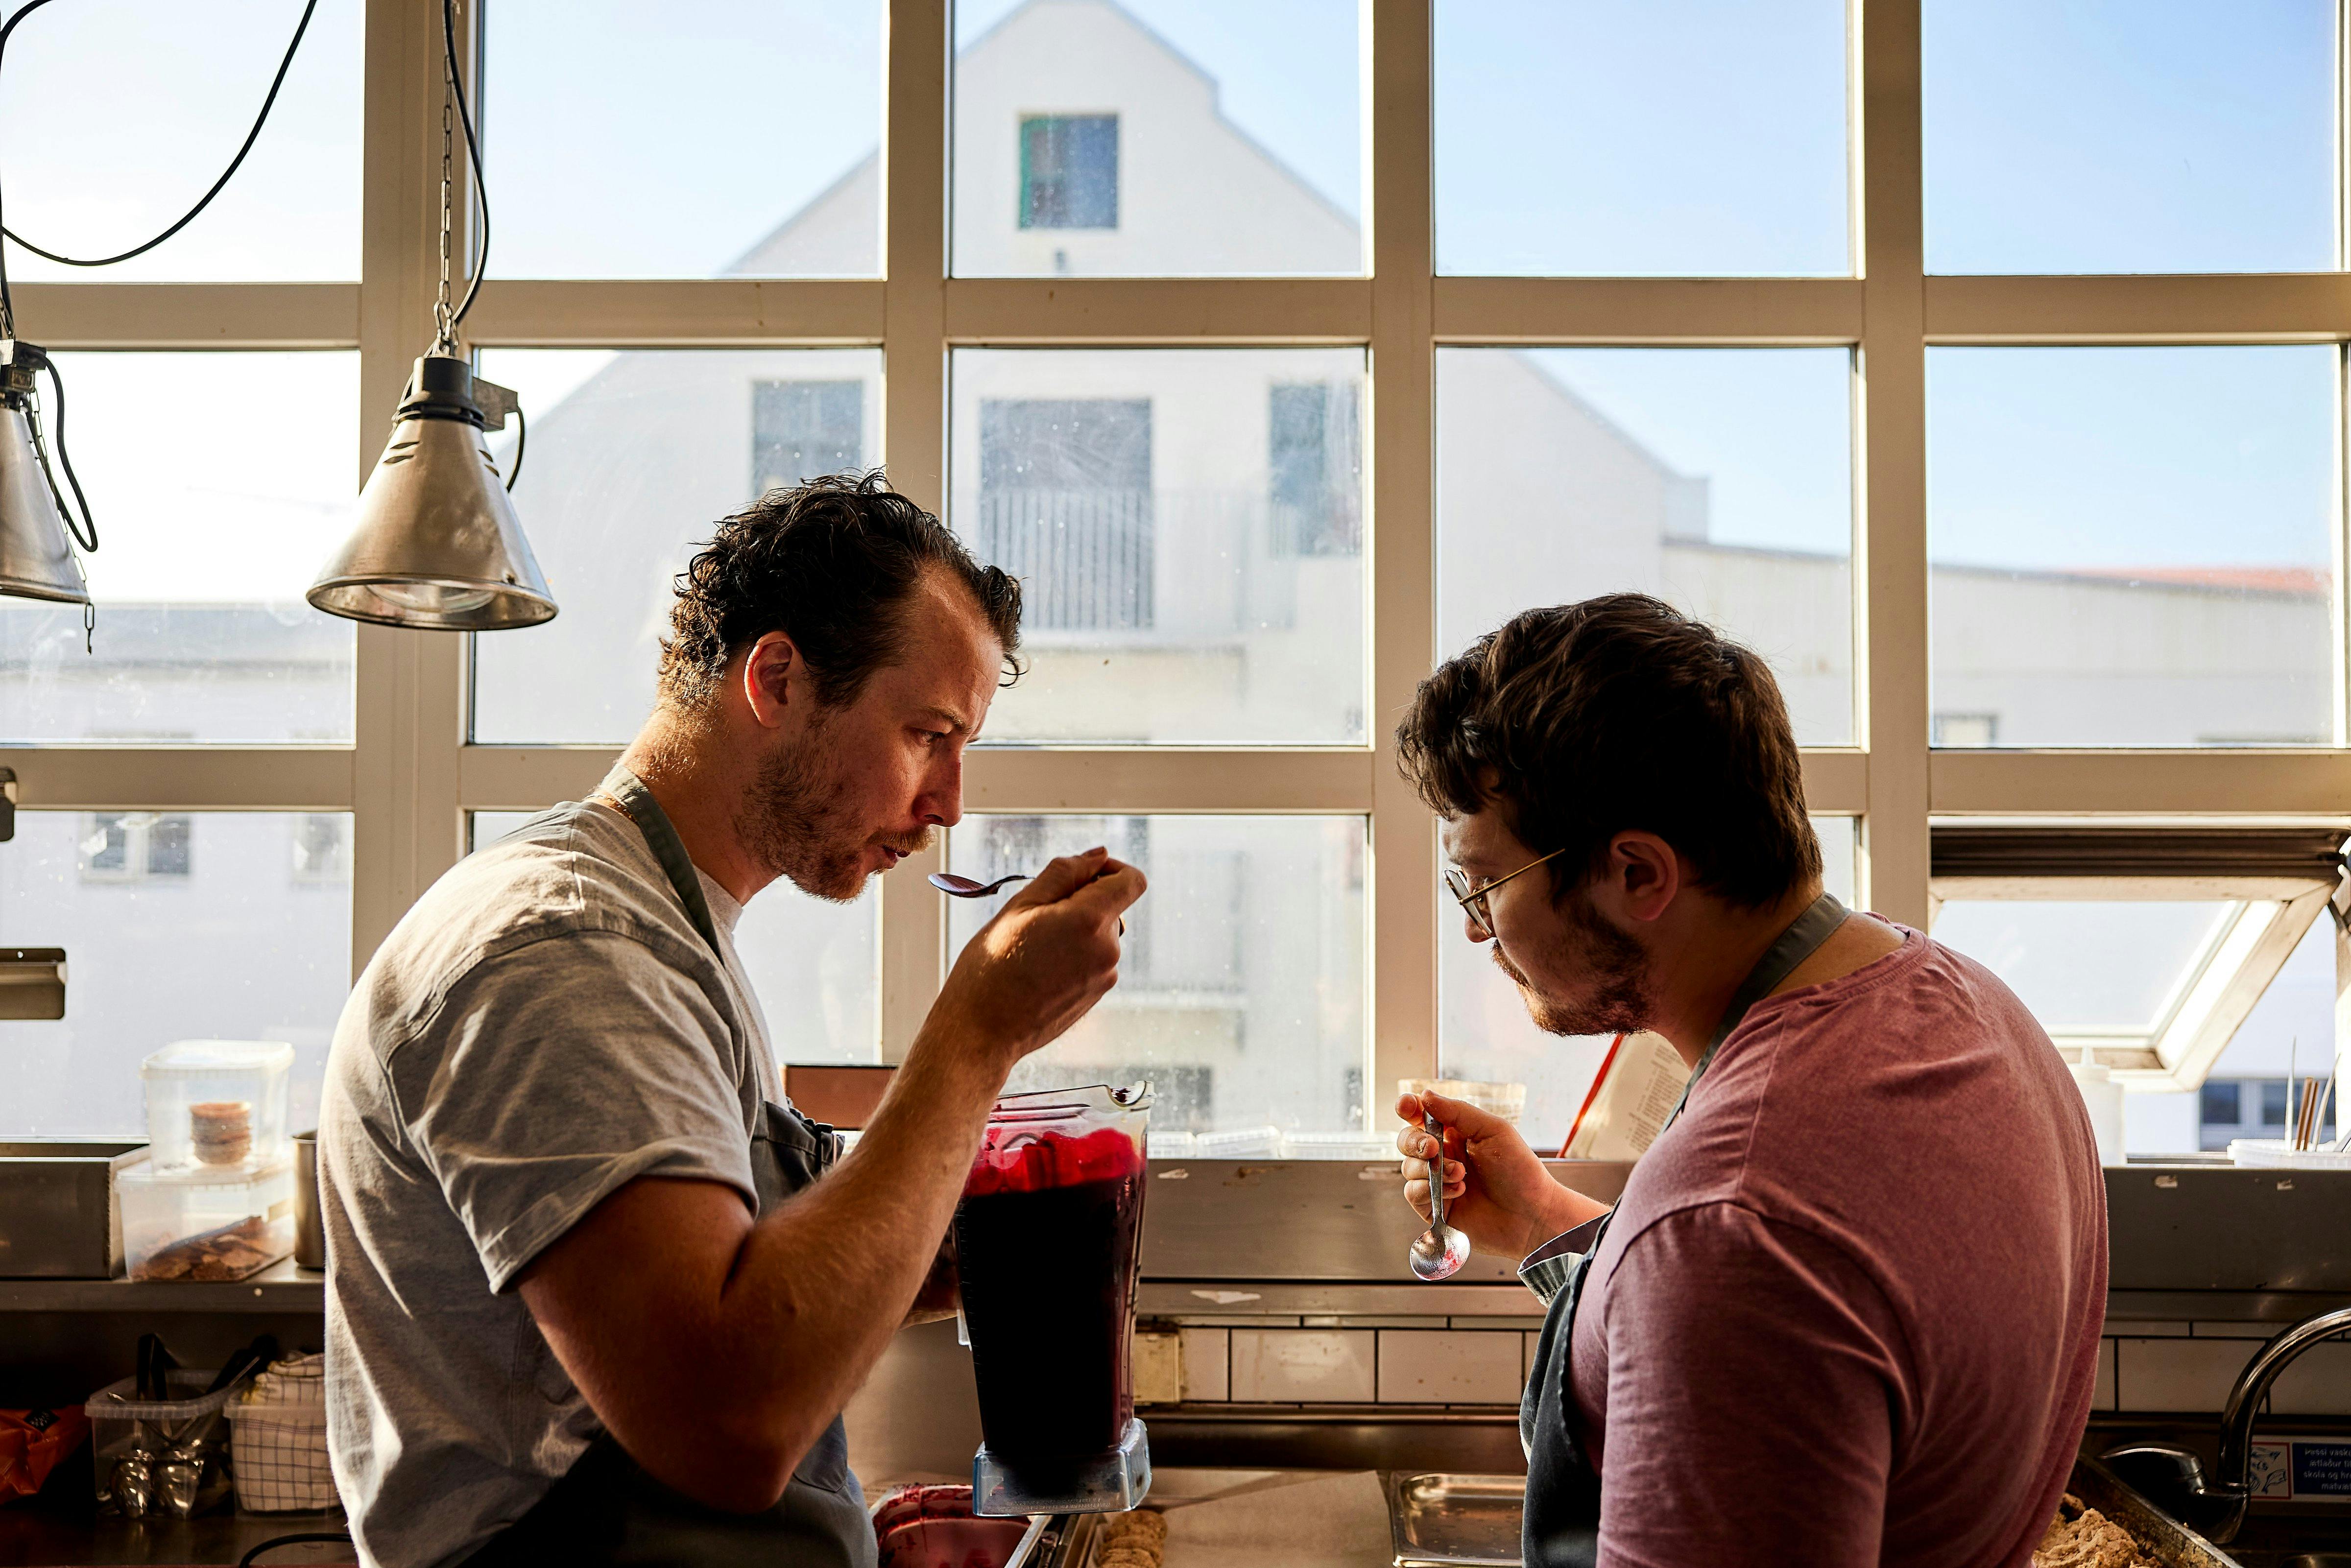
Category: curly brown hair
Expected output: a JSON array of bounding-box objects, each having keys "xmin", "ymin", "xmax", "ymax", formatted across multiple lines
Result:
[
  {"xmin": 658, "ymin": 471, "xmax": 1023, "ymax": 713},
  {"xmin": 1397, "ymin": 593, "xmax": 1819, "ymax": 910}
]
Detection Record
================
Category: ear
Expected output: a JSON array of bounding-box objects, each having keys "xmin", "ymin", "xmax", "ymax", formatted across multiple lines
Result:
[
  {"xmin": 741, "ymin": 632, "xmax": 800, "ymax": 729},
  {"xmin": 1606, "ymin": 831, "xmax": 1682, "ymax": 924}
]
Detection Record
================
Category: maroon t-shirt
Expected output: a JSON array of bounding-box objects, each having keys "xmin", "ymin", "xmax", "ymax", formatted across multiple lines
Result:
[{"xmin": 1565, "ymin": 927, "xmax": 2106, "ymax": 1567}]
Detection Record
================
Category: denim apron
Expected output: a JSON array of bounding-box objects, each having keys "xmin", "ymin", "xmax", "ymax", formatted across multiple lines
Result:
[
  {"xmin": 1518, "ymin": 893, "xmax": 1847, "ymax": 1568},
  {"xmin": 463, "ymin": 770, "xmax": 877, "ymax": 1568}
]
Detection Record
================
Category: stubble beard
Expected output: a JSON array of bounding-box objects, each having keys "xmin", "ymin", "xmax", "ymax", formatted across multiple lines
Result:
[
  {"xmin": 1492, "ymin": 886, "xmax": 1655, "ymax": 1038},
  {"xmin": 738, "ymin": 713, "xmax": 933, "ymax": 903}
]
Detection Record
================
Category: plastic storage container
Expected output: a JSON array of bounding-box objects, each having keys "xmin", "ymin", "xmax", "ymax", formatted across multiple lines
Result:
[
  {"xmin": 85, "ymin": 1369, "xmax": 240, "ymax": 1516},
  {"xmin": 140, "ymin": 1040, "xmax": 294, "ymax": 1177},
  {"xmin": 116, "ymin": 1157, "xmax": 295, "ymax": 1282}
]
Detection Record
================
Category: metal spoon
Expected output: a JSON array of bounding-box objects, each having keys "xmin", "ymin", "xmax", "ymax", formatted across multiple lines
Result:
[
  {"xmin": 929, "ymin": 871, "xmax": 1032, "ymax": 898},
  {"xmin": 930, "ymin": 869, "xmax": 1124, "ymax": 934},
  {"xmin": 1410, "ymin": 1111, "xmax": 1471, "ymax": 1282}
]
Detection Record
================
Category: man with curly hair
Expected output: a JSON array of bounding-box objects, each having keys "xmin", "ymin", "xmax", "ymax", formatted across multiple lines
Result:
[
  {"xmin": 320, "ymin": 473, "xmax": 1144, "ymax": 1568},
  {"xmin": 1393, "ymin": 594, "xmax": 2105, "ymax": 1568}
]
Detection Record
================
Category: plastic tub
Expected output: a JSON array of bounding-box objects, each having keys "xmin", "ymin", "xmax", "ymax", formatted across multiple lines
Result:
[
  {"xmin": 84, "ymin": 1369, "xmax": 240, "ymax": 1515},
  {"xmin": 2229, "ymin": 1138, "xmax": 2351, "ymax": 1170},
  {"xmin": 1397, "ymin": 1078, "xmax": 1527, "ymax": 1126},
  {"xmin": 140, "ymin": 1040, "xmax": 294, "ymax": 1176},
  {"xmin": 116, "ymin": 1158, "xmax": 295, "ymax": 1283}
]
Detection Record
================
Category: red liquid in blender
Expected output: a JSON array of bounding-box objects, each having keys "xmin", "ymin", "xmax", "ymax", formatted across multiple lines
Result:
[{"xmin": 955, "ymin": 1123, "xmax": 1146, "ymax": 1467}]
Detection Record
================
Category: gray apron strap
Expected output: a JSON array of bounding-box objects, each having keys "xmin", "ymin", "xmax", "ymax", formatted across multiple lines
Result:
[
  {"xmin": 1519, "ymin": 891, "xmax": 1848, "ymax": 1568},
  {"xmin": 602, "ymin": 766, "xmax": 725, "ymax": 958}
]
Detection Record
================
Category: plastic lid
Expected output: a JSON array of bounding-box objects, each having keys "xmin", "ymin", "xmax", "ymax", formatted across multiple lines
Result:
[
  {"xmin": 141, "ymin": 1039, "xmax": 296, "ymax": 1075},
  {"xmin": 117, "ymin": 1153, "xmax": 293, "ymax": 1188}
]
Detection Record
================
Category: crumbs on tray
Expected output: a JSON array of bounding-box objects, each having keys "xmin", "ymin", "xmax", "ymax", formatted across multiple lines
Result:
[
  {"xmin": 1094, "ymin": 1507, "xmax": 1166, "ymax": 1568},
  {"xmin": 2032, "ymin": 1493, "xmax": 2159, "ymax": 1568}
]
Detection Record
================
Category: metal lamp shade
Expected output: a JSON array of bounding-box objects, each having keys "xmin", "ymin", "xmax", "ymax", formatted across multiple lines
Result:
[
  {"xmin": 308, "ymin": 414, "xmax": 556, "ymax": 631},
  {"xmin": 0, "ymin": 403, "xmax": 88, "ymax": 605}
]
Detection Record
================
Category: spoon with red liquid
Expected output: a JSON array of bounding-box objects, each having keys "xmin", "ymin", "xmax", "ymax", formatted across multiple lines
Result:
[{"xmin": 1410, "ymin": 1111, "xmax": 1471, "ymax": 1282}]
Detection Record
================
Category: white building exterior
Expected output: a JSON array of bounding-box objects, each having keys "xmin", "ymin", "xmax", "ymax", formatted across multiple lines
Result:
[{"xmin": 1, "ymin": 0, "xmax": 2331, "ymax": 1151}]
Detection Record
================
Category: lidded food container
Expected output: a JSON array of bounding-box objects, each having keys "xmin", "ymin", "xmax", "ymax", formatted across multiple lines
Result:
[
  {"xmin": 139, "ymin": 1040, "xmax": 294, "ymax": 1177},
  {"xmin": 955, "ymin": 1082, "xmax": 1153, "ymax": 1515},
  {"xmin": 116, "ymin": 1156, "xmax": 295, "ymax": 1283}
]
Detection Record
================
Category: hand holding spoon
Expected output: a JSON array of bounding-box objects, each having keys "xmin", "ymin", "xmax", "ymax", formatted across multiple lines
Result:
[
  {"xmin": 930, "ymin": 869, "xmax": 1125, "ymax": 935},
  {"xmin": 1410, "ymin": 1111, "xmax": 1471, "ymax": 1282}
]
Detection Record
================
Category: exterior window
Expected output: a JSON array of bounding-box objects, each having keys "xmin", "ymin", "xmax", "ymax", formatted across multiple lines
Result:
[
  {"xmin": 79, "ymin": 813, "xmax": 194, "ymax": 882},
  {"xmin": 976, "ymin": 397, "xmax": 1155, "ymax": 632},
  {"xmin": 1932, "ymin": 713, "xmax": 1998, "ymax": 748},
  {"xmin": 1268, "ymin": 383, "xmax": 1362, "ymax": 557},
  {"xmin": 2199, "ymin": 1080, "xmax": 2241, "ymax": 1128},
  {"xmin": 948, "ymin": 815, "xmax": 1366, "ymax": 1141},
  {"xmin": 753, "ymin": 380, "xmax": 865, "ymax": 496},
  {"xmin": 2261, "ymin": 1080, "xmax": 2291, "ymax": 1127},
  {"xmin": 1019, "ymin": 115, "xmax": 1119, "ymax": 230},
  {"xmin": 953, "ymin": 348, "xmax": 1367, "ymax": 745},
  {"xmin": 470, "ymin": 348, "xmax": 880, "ymax": 744},
  {"xmin": 292, "ymin": 815, "xmax": 350, "ymax": 884}
]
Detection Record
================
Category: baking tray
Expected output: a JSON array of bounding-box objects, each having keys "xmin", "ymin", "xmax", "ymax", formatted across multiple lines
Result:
[
  {"xmin": 1383, "ymin": 1472, "xmax": 1522, "ymax": 1568},
  {"xmin": 1375, "ymin": 1460, "xmax": 2244, "ymax": 1568},
  {"xmin": 2067, "ymin": 1453, "xmax": 2247, "ymax": 1568}
]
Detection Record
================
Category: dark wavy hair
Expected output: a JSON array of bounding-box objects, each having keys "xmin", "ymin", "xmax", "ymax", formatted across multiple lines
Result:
[
  {"xmin": 1397, "ymin": 593, "xmax": 1819, "ymax": 910},
  {"xmin": 658, "ymin": 471, "xmax": 1023, "ymax": 713}
]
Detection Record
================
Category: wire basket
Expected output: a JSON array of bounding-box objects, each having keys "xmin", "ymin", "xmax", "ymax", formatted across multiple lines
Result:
[{"xmin": 225, "ymin": 1354, "xmax": 339, "ymax": 1514}]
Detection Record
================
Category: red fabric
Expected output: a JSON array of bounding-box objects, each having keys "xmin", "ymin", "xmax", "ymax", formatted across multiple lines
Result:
[
  {"xmin": 0, "ymin": 1406, "xmax": 88, "ymax": 1505},
  {"xmin": 1568, "ymin": 928, "xmax": 2107, "ymax": 1568}
]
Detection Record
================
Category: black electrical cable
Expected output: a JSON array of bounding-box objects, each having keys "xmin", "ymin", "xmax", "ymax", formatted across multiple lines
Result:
[
  {"xmin": 34, "ymin": 352, "xmax": 91, "ymax": 549},
  {"xmin": 440, "ymin": 0, "xmax": 489, "ymax": 337},
  {"xmin": 0, "ymin": 0, "xmax": 320, "ymax": 332},
  {"xmin": 237, "ymin": 1532, "xmax": 352, "ymax": 1567},
  {"xmin": 505, "ymin": 404, "xmax": 525, "ymax": 491}
]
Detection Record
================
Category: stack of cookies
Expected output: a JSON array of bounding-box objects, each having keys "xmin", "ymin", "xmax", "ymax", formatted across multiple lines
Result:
[{"xmin": 1092, "ymin": 1507, "xmax": 1166, "ymax": 1568}]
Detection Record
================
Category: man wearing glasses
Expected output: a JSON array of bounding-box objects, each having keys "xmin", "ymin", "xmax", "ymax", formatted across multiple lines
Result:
[{"xmin": 1394, "ymin": 594, "xmax": 2105, "ymax": 1568}]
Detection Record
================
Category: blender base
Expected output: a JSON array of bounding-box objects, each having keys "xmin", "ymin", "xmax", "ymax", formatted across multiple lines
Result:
[{"xmin": 973, "ymin": 1418, "xmax": 1152, "ymax": 1516}]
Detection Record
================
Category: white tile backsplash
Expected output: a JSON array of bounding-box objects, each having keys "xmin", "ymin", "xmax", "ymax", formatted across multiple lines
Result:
[
  {"xmin": 1229, "ymin": 1329, "xmax": 1377, "ymax": 1403},
  {"xmin": 2115, "ymin": 1337, "xmax": 2257, "ymax": 1413},
  {"xmin": 2269, "ymin": 1341, "xmax": 2351, "ymax": 1415},
  {"xmin": 1179, "ymin": 1328, "xmax": 1230, "ymax": 1402},
  {"xmin": 1376, "ymin": 1330, "xmax": 1523, "ymax": 1404}
]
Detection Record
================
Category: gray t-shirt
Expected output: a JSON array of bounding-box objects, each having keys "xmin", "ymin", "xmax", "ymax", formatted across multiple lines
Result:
[{"xmin": 321, "ymin": 785, "xmax": 785, "ymax": 1568}]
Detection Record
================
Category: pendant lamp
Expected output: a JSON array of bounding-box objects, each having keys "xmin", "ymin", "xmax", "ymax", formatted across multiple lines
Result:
[
  {"xmin": 306, "ymin": 0, "xmax": 555, "ymax": 632},
  {"xmin": 0, "ymin": 340, "xmax": 89, "ymax": 605}
]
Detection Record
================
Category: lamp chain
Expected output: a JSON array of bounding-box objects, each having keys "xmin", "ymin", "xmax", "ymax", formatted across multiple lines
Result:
[{"xmin": 432, "ymin": 60, "xmax": 456, "ymax": 355}]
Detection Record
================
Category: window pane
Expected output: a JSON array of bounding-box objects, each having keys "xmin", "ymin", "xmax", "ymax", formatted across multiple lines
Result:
[
  {"xmin": 1434, "ymin": 0, "xmax": 1847, "ymax": 276},
  {"xmin": 471, "ymin": 348, "xmax": 881, "ymax": 742},
  {"xmin": 485, "ymin": 1, "xmax": 883, "ymax": 278},
  {"xmin": 1931, "ymin": 901, "xmax": 2234, "ymax": 1037},
  {"xmin": 947, "ymin": 815, "xmax": 1367, "ymax": 1136},
  {"xmin": 2, "ymin": 811, "xmax": 350, "ymax": 1138},
  {"xmin": 0, "ymin": 353, "xmax": 358, "ymax": 743},
  {"xmin": 470, "ymin": 812, "xmax": 879, "ymax": 1064},
  {"xmin": 2131, "ymin": 913, "xmax": 2338, "ymax": 1153},
  {"xmin": 1924, "ymin": 0, "xmax": 2335, "ymax": 275},
  {"xmin": 1438, "ymin": 348, "xmax": 1853, "ymax": 745},
  {"xmin": 1438, "ymin": 817, "xmax": 1855, "ymax": 1153},
  {"xmin": 1928, "ymin": 347, "xmax": 2336, "ymax": 748},
  {"xmin": 0, "ymin": 0, "xmax": 360, "ymax": 282},
  {"xmin": 952, "ymin": 348, "xmax": 1365, "ymax": 744},
  {"xmin": 952, "ymin": 0, "xmax": 1362, "ymax": 277}
]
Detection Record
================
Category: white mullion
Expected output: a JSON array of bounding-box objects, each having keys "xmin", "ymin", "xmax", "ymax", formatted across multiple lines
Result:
[
  {"xmin": 1858, "ymin": 0, "xmax": 1930, "ymax": 926},
  {"xmin": 465, "ymin": 278, "xmax": 886, "ymax": 346},
  {"xmin": 877, "ymin": 0, "xmax": 950, "ymax": 1065},
  {"xmin": 1923, "ymin": 272, "xmax": 2351, "ymax": 344},
  {"xmin": 0, "ymin": 749, "xmax": 355, "ymax": 810},
  {"xmin": 350, "ymin": 0, "xmax": 467, "ymax": 974},
  {"xmin": 1434, "ymin": 276, "xmax": 1865, "ymax": 345},
  {"xmin": 1369, "ymin": 0, "xmax": 1439, "ymax": 1108},
  {"xmin": 13, "ymin": 283, "xmax": 360, "ymax": 350}
]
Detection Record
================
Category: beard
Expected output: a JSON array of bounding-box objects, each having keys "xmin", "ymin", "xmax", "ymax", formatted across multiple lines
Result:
[
  {"xmin": 735, "ymin": 716, "xmax": 932, "ymax": 903},
  {"xmin": 1492, "ymin": 885, "xmax": 1654, "ymax": 1038}
]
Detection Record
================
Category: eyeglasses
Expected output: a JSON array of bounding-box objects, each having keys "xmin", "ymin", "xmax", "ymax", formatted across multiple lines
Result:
[{"xmin": 1444, "ymin": 848, "xmax": 1568, "ymax": 940}]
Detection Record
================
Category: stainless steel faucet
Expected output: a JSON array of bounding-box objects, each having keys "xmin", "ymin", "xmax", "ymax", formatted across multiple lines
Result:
[{"xmin": 2103, "ymin": 1304, "xmax": 2351, "ymax": 1544}]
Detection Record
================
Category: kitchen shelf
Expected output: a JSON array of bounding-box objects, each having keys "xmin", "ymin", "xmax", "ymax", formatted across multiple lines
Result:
[{"xmin": 0, "ymin": 1259, "xmax": 323, "ymax": 1315}]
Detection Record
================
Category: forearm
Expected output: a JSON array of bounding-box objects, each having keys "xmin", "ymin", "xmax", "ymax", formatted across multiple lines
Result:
[{"xmin": 705, "ymin": 1022, "xmax": 1006, "ymax": 1462}]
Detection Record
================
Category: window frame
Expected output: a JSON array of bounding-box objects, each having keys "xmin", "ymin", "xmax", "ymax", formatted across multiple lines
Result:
[{"xmin": 10, "ymin": 1, "xmax": 2348, "ymax": 1117}]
